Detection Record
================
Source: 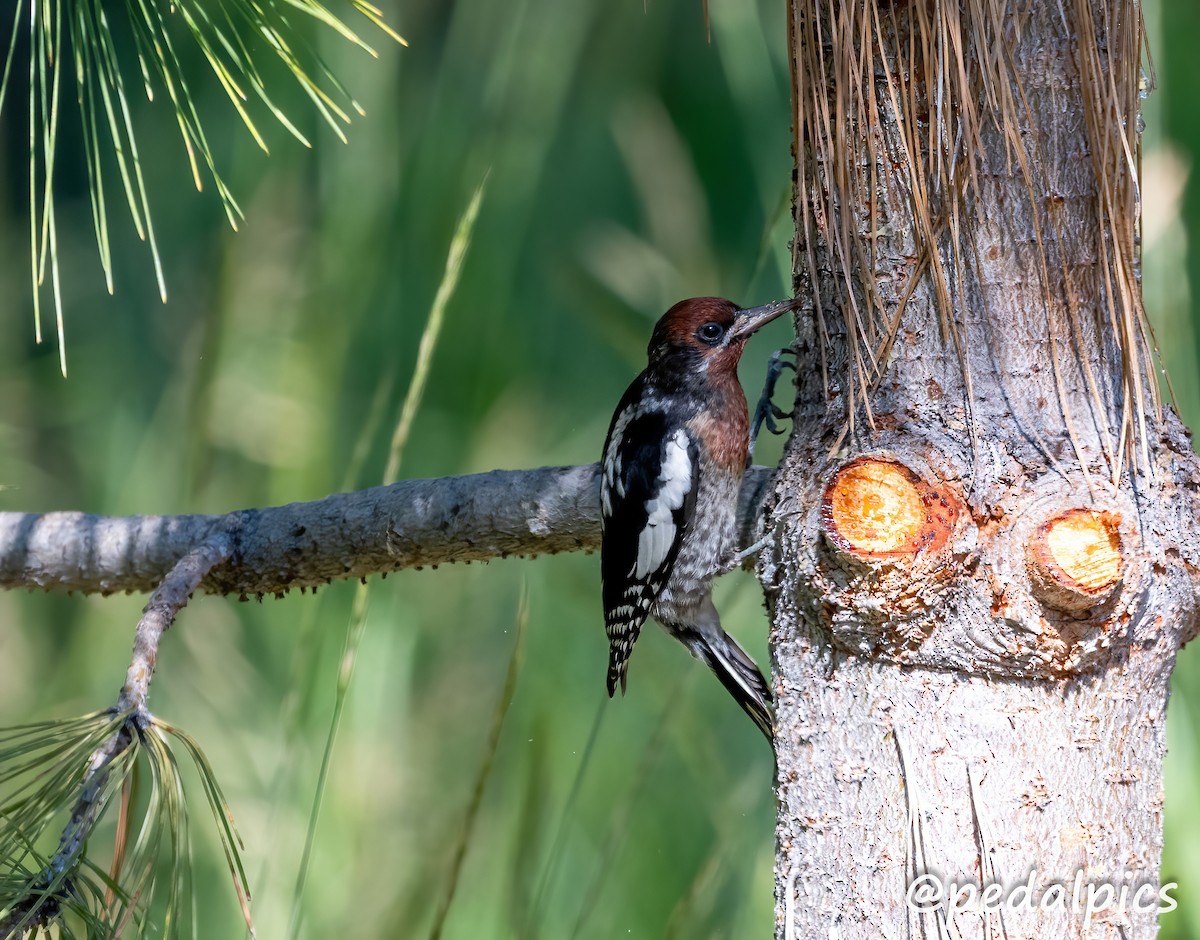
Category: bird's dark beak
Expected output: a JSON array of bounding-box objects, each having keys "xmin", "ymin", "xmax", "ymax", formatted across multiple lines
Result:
[{"xmin": 727, "ymin": 298, "xmax": 798, "ymax": 340}]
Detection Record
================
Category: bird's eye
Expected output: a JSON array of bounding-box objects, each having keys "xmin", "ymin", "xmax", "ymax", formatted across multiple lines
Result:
[{"xmin": 697, "ymin": 322, "xmax": 725, "ymax": 345}]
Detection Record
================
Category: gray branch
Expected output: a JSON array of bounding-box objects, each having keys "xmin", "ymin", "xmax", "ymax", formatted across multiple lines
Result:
[
  {"xmin": 0, "ymin": 465, "xmax": 774, "ymax": 598},
  {"xmin": 119, "ymin": 534, "xmax": 235, "ymax": 711}
]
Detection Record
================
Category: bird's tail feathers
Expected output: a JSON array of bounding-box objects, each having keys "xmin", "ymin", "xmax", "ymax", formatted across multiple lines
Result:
[
  {"xmin": 606, "ymin": 657, "xmax": 628, "ymax": 698},
  {"xmin": 689, "ymin": 630, "xmax": 773, "ymax": 741},
  {"xmin": 606, "ymin": 631, "xmax": 636, "ymax": 697}
]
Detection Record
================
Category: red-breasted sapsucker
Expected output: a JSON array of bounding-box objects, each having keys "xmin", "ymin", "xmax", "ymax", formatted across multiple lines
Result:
[{"xmin": 600, "ymin": 296, "xmax": 796, "ymax": 740}]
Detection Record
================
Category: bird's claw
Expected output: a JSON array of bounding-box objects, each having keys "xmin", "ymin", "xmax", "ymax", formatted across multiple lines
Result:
[
  {"xmin": 749, "ymin": 348, "xmax": 799, "ymax": 460},
  {"xmin": 715, "ymin": 535, "xmax": 773, "ymax": 575}
]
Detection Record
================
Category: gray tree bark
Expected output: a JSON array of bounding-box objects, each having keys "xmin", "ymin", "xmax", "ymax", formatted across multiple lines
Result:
[{"xmin": 769, "ymin": 0, "xmax": 1200, "ymax": 937}]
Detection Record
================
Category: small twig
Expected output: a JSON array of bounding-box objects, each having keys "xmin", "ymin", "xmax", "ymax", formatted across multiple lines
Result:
[
  {"xmin": 3, "ymin": 535, "xmax": 235, "ymax": 934},
  {"xmin": 117, "ymin": 533, "xmax": 234, "ymax": 715},
  {"xmin": 49, "ymin": 728, "xmax": 132, "ymax": 881},
  {"xmin": 0, "ymin": 723, "xmax": 130, "ymax": 937}
]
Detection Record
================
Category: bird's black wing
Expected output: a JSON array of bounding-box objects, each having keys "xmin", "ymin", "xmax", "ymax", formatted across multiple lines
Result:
[{"xmin": 600, "ymin": 391, "xmax": 700, "ymax": 695}]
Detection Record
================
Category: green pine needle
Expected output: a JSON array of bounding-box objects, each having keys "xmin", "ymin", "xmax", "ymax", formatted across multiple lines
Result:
[
  {"xmin": 1, "ymin": 0, "xmax": 406, "ymax": 375},
  {"xmin": 0, "ymin": 710, "xmax": 255, "ymax": 938}
]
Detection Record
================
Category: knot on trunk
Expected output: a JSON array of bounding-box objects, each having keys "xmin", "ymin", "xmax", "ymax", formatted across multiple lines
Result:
[
  {"xmin": 813, "ymin": 455, "xmax": 964, "ymax": 654},
  {"xmin": 821, "ymin": 457, "xmax": 959, "ymax": 560},
  {"xmin": 1027, "ymin": 509, "xmax": 1123, "ymax": 613}
]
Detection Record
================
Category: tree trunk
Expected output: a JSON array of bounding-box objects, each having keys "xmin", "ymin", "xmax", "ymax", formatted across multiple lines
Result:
[{"xmin": 770, "ymin": 0, "xmax": 1200, "ymax": 936}]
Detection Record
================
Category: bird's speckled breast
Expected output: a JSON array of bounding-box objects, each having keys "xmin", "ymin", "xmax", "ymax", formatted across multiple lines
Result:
[{"xmin": 652, "ymin": 463, "xmax": 741, "ymax": 623}]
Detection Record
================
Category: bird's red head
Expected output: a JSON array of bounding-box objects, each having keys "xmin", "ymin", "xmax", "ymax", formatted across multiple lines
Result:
[{"xmin": 647, "ymin": 296, "xmax": 796, "ymax": 375}]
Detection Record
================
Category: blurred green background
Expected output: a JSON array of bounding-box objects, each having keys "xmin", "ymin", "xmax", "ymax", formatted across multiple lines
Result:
[{"xmin": 0, "ymin": 0, "xmax": 1197, "ymax": 937}]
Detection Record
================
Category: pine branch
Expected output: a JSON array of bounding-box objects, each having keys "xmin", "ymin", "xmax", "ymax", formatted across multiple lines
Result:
[
  {"xmin": 118, "ymin": 535, "xmax": 236, "ymax": 710},
  {"xmin": 0, "ymin": 465, "xmax": 774, "ymax": 599}
]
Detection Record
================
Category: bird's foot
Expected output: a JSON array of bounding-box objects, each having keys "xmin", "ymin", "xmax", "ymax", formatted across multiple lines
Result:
[
  {"xmin": 717, "ymin": 534, "xmax": 773, "ymax": 574},
  {"xmin": 749, "ymin": 348, "xmax": 799, "ymax": 461}
]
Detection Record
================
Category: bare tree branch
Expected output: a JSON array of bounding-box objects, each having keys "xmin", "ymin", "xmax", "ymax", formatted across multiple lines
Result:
[
  {"xmin": 118, "ymin": 535, "xmax": 235, "ymax": 711},
  {"xmin": 0, "ymin": 465, "xmax": 774, "ymax": 599}
]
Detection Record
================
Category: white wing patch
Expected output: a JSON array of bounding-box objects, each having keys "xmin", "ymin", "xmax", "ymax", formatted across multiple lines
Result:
[
  {"xmin": 602, "ymin": 405, "xmax": 638, "ymax": 519},
  {"xmin": 633, "ymin": 428, "xmax": 692, "ymax": 579}
]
